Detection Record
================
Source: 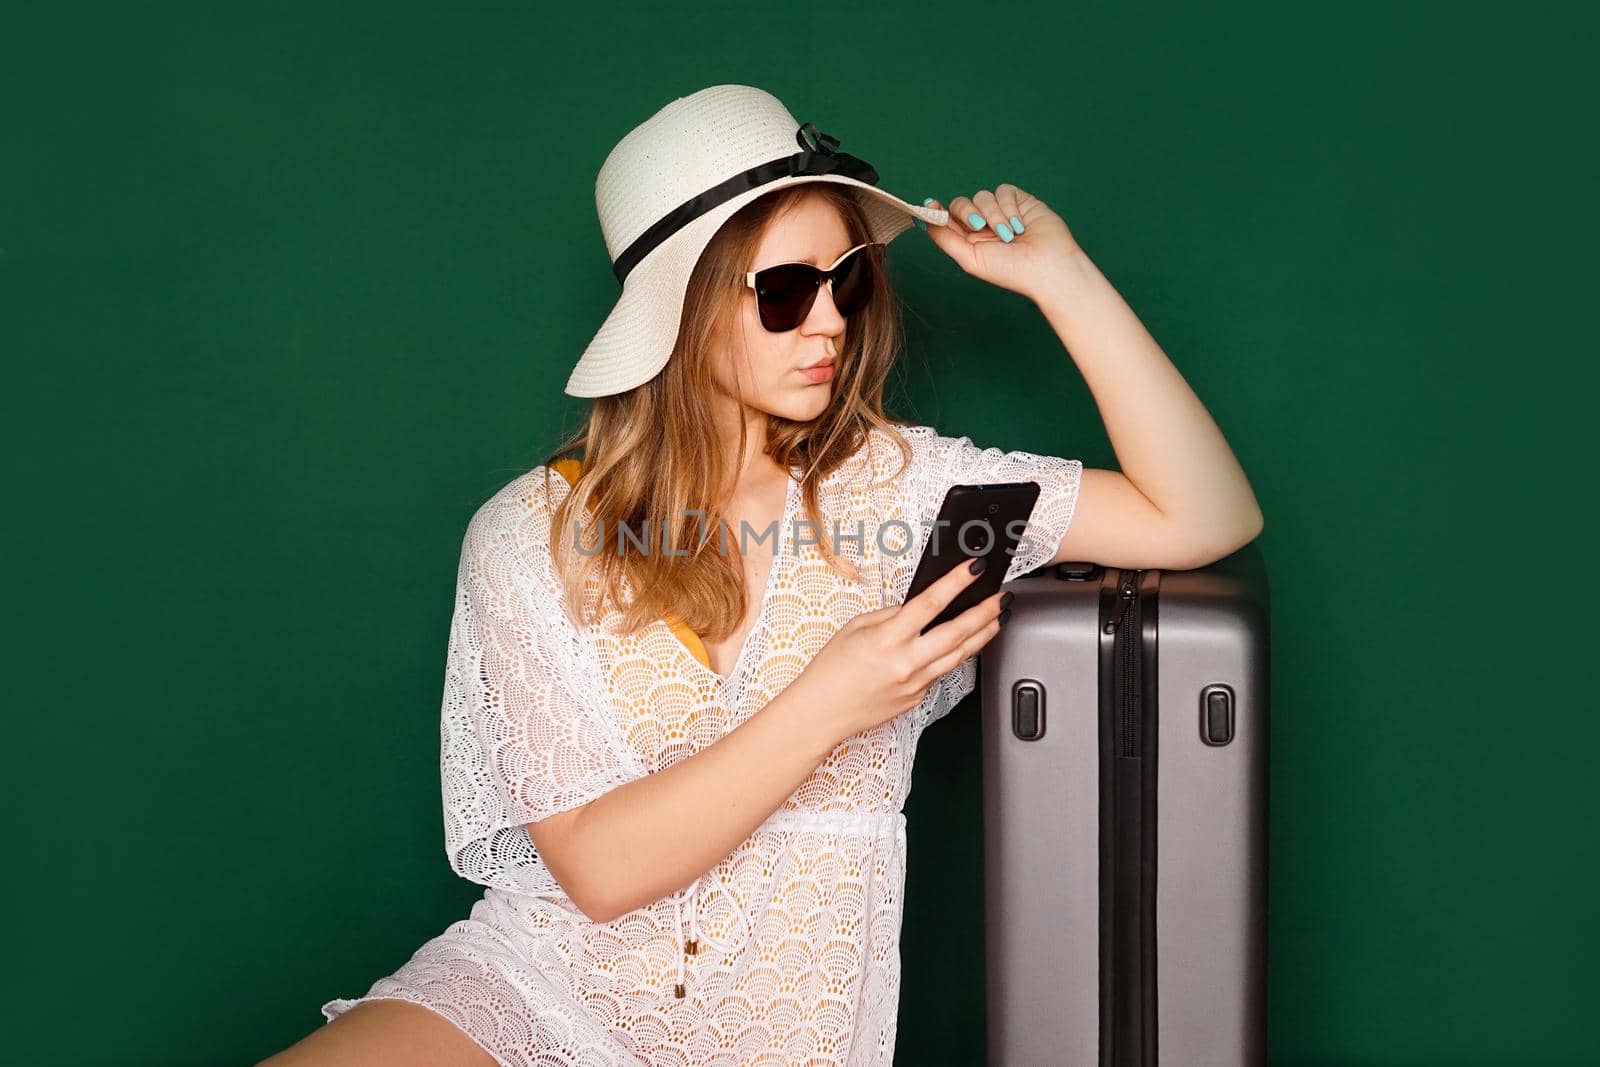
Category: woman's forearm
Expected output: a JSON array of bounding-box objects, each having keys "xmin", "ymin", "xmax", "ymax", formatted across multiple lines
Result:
[
  {"xmin": 554, "ymin": 681, "xmax": 846, "ymax": 924},
  {"xmin": 1031, "ymin": 246, "xmax": 1264, "ymax": 549}
]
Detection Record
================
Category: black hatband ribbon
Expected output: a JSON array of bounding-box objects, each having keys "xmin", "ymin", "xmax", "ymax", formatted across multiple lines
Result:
[{"xmin": 611, "ymin": 122, "xmax": 882, "ymax": 287}]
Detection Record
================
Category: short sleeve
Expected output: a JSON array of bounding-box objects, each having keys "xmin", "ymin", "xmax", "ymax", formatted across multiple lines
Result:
[
  {"xmin": 894, "ymin": 424, "xmax": 1083, "ymax": 591},
  {"xmin": 890, "ymin": 424, "xmax": 1084, "ymax": 732},
  {"xmin": 440, "ymin": 484, "xmax": 648, "ymax": 896}
]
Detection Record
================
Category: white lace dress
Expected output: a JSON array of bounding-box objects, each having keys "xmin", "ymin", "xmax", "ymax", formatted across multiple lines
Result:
[{"xmin": 320, "ymin": 423, "xmax": 1083, "ymax": 1066}]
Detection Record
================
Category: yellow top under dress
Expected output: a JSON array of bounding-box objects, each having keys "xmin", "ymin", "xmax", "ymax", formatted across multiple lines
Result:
[{"xmin": 548, "ymin": 455, "xmax": 712, "ymax": 672}]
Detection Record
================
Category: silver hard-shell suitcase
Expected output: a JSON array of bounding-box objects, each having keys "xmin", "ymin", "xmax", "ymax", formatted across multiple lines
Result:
[{"xmin": 981, "ymin": 547, "xmax": 1270, "ymax": 1065}]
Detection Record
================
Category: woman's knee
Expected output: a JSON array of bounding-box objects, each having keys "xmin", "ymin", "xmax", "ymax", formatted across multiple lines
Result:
[{"xmin": 256, "ymin": 998, "xmax": 498, "ymax": 1067}]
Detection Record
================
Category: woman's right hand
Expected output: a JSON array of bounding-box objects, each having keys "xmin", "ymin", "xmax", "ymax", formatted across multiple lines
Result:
[{"xmin": 792, "ymin": 556, "xmax": 1012, "ymax": 739}]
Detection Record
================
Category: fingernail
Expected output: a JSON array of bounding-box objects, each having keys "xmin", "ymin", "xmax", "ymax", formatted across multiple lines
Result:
[
  {"xmin": 968, "ymin": 556, "xmax": 987, "ymax": 575},
  {"xmin": 1000, "ymin": 590, "xmax": 1015, "ymax": 609},
  {"xmin": 914, "ymin": 218, "xmax": 926, "ymax": 232},
  {"xmin": 966, "ymin": 212, "xmax": 986, "ymax": 231},
  {"xmin": 1010, "ymin": 215, "xmax": 1024, "ymax": 234},
  {"xmin": 999, "ymin": 608, "xmax": 1013, "ymax": 625},
  {"xmin": 996, "ymin": 222, "xmax": 1013, "ymax": 242}
]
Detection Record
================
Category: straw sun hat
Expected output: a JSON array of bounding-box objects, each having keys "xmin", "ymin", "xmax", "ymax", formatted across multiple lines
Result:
[{"xmin": 564, "ymin": 83, "xmax": 952, "ymax": 398}]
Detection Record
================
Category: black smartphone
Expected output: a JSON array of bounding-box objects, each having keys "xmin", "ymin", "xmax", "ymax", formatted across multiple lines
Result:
[{"xmin": 903, "ymin": 480, "xmax": 1042, "ymax": 635}]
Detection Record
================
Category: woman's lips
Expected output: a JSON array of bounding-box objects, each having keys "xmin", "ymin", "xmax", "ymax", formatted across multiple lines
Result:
[{"xmin": 800, "ymin": 361, "xmax": 835, "ymax": 383}]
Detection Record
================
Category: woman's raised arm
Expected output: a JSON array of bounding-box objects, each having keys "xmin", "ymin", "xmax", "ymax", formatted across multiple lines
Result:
[{"xmin": 922, "ymin": 186, "xmax": 1265, "ymax": 571}]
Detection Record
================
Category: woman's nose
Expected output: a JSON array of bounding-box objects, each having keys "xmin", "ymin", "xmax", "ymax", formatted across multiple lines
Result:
[{"xmin": 805, "ymin": 277, "xmax": 847, "ymax": 327}]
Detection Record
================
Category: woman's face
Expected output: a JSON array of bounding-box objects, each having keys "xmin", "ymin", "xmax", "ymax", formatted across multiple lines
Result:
[{"xmin": 711, "ymin": 192, "xmax": 854, "ymax": 424}]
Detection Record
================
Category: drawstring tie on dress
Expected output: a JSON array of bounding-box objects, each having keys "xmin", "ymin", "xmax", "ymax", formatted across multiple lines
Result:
[{"xmin": 669, "ymin": 870, "xmax": 753, "ymax": 999}]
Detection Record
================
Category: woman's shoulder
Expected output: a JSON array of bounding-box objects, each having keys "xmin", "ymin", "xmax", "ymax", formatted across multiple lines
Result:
[
  {"xmin": 860, "ymin": 421, "xmax": 941, "ymax": 455},
  {"xmin": 855, "ymin": 421, "xmax": 943, "ymax": 483},
  {"xmin": 460, "ymin": 463, "xmax": 574, "ymax": 568}
]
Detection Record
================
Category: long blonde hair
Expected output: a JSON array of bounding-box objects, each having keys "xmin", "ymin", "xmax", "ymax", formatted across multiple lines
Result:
[{"xmin": 536, "ymin": 183, "xmax": 918, "ymax": 641}]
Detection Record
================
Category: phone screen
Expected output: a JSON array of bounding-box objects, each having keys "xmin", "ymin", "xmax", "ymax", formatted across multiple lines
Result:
[{"xmin": 903, "ymin": 481, "xmax": 1042, "ymax": 635}]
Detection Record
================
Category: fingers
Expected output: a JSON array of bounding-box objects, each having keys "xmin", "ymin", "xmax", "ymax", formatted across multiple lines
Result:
[
  {"xmin": 943, "ymin": 184, "xmax": 1031, "ymax": 243},
  {"xmin": 914, "ymin": 588, "xmax": 1009, "ymax": 684},
  {"xmin": 944, "ymin": 193, "xmax": 990, "ymax": 236},
  {"xmin": 991, "ymin": 184, "xmax": 1027, "ymax": 229},
  {"xmin": 897, "ymin": 552, "xmax": 986, "ymax": 637},
  {"xmin": 918, "ymin": 197, "xmax": 977, "ymax": 272},
  {"xmin": 932, "ymin": 611, "xmax": 1001, "ymax": 680}
]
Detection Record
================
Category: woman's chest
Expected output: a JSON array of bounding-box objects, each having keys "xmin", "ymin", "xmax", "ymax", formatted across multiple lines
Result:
[{"xmin": 588, "ymin": 478, "xmax": 918, "ymax": 800}]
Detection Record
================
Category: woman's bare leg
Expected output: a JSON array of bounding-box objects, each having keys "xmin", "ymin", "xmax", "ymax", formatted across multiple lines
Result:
[{"xmin": 256, "ymin": 998, "xmax": 499, "ymax": 1066}]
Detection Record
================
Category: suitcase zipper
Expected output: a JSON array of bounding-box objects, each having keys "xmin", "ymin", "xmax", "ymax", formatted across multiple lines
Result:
[
  {"xmin": 1103, "ymin": 571, "xmax": 1137, "ymax": 634},
  {"xmin": 1103, "ymin": 567, "xmax": 1155, "ymax": 1065},
  {"xmin": 1107, "ymin": 570, "xmax": 1141, "ymax": 757}
]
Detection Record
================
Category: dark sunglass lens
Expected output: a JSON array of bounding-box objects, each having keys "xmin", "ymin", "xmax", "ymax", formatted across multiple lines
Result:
[
  {"xmin": 832, "ymin": 246, "xmax": 878, "ymax": 316},
  {"xmin": 755, "ymin": 263, "xmax": 818, "ymax": 331}
]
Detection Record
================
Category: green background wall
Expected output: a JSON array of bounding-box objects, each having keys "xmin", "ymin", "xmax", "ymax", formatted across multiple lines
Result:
[{"xmin": 6, "ymin": 3, "xmax": 1593, "ymax": 1064}]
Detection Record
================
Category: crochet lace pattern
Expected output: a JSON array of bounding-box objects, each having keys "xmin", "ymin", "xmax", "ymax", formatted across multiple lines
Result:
[{"xmin": 321, "ymin": 423, "xmax": 1082, "ymax": 1065}]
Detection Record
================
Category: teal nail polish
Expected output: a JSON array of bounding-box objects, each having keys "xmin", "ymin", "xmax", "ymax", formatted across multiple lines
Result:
[
  {"xmin": 967, "ymin": 212, "xmax": 986, "ymax": 230},
  {"xmin": 1010, "ymin": 215, "xmax": 1025, "ymax": 234},
  {"xmin": 996, "ymin": 222, "xmax": 1013, "ymax": 242},
  {"xmin": 914, "ymin": 218, "xmax": 926, "ymax": 231}
]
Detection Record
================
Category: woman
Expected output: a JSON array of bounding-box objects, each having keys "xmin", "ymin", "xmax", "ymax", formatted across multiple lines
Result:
[{"xmin": 262, "ymin": 84, "xmax": 1263, "ymax": 1066}]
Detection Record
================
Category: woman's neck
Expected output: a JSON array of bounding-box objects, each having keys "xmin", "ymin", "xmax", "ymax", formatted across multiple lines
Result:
[{"xmin": 712, "ymin": 410, "xmax": 786, "ymax": 505}]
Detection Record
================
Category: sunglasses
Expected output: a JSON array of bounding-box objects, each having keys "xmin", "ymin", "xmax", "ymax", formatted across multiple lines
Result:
[{"xmin": 743, "ymin": 242, "xmax": 884, "ymax": 332}]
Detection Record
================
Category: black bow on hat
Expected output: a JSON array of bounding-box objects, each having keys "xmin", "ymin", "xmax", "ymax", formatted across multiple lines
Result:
[
  {"xmin": 789, "ymin": 121, "xmax": 880, "ymax": 183},
  {"xmin": 796, "ymin": 121, "xmax": 838, "ymax": 155}
]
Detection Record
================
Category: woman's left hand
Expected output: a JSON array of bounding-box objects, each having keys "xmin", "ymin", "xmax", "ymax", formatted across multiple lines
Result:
[{"xmin": 920, "ymin": 184, "xmax": 1082, "ymax": 301}]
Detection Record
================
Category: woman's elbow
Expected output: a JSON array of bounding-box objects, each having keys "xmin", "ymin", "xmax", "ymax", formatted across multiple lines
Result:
[{"xmin": 1188, "ymin": 513, "xmax": 1264, "ymax": 569}]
